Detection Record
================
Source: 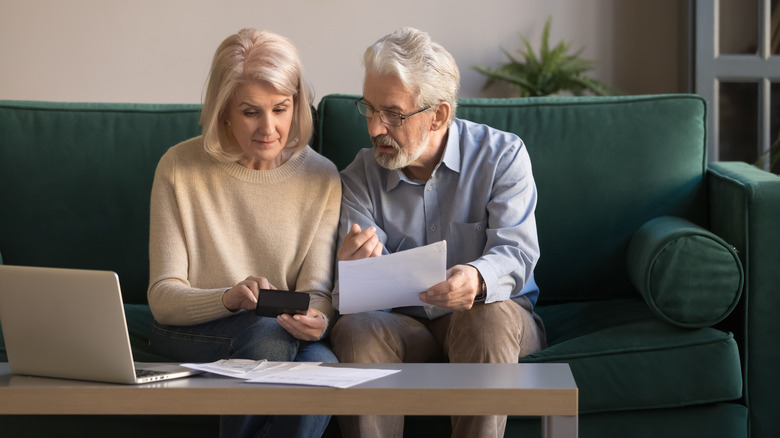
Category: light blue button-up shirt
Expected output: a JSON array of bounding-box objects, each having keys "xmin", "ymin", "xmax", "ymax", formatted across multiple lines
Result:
[{"xmin": 335, "ymin": 117, "xmax": 539, "ymax": 318}]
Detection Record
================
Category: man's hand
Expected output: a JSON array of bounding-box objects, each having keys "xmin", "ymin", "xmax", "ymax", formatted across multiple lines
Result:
[
  {"xmin": 419, "ymin": 264, "xmax": 481, "ymax": 311},
  {"xmin": 337, "ymin": 223, "xmax": 384, "ymax": 261},
  {"xmin": 277, "ymin": 308, "xmax": 328, "ymax": 341},
  {"xmin": 222, "ymin": 276, "xmax": 276, "ymax": 311}
]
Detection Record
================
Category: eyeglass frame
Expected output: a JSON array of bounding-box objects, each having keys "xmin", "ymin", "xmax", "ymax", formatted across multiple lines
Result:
[{"xmin": 354, "ymin": 98, "xmax": 430, "ymax": 127}]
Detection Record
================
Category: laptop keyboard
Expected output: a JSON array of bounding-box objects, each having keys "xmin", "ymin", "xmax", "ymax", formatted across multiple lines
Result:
[{"xmin": 136, "ymin": 369, "xmax": 168, "ymax": 378}]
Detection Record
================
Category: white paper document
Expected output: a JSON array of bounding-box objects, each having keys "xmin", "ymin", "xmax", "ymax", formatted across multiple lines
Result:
[
  {"xmin": 337, "ymin": 240, "xmax": 447, "ymax": 314},
  {"xmin": 182, "ymin": 359, "xmax": 308, "ymax": 378},
  {"xmin": 182, "ymin": 359, "xmax": 399, "ymax": 388},
  {"xmin": 245, "ymin": 364, "xmax": 399, "ymax": 388}
]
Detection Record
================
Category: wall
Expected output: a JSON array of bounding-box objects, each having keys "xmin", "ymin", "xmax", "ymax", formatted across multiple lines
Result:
[{"xmin": 0, "ymin": 0, "xmax": 687, "ymax": 104}]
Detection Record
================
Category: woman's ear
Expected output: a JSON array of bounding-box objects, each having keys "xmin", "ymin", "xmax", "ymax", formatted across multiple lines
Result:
[{"xmin": 431, "ymin": 102, "xmax": 451, "ymax": 131}]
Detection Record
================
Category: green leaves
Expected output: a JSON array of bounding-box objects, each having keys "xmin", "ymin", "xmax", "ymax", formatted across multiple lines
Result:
[
  {"xmin": 753, "ymin": 132, "xmax": 780, "ymax": 172},
  {"xmin": 472, "ymin": 17, "xmax": 616, "ymax": 97}
]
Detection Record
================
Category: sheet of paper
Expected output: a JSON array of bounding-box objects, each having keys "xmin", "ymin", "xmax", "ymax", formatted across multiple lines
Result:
[
  {"xmin": 181, "ymin": 360, "xmax": 400, "ymax": 388},
  {"xmin": 337, "ymin": 240, "xmax": 447, "ymax": 314},
  {"xmin": 246, "ymin": 364, "xmax": 400, "ymax": 388},
  {"xmin": 182, "ymin": 359, "xmax": 313, "ymax": 379}
]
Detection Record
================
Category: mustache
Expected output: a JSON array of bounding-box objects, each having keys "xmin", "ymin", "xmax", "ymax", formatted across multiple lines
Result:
[{"xmin": 371, "ymin": 134, "xmax": 400, "ymax": 150}]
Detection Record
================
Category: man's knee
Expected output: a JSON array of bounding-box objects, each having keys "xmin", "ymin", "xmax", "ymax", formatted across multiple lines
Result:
[
  {"xmin": 447, "ymin": 300, "xmax": 540, "ymax": 363},
  {"xmin": 330, "ymin": 312, "xmax": 439, "ymax": 363},
  {"xmin": 450, "ymin": 300, "xmax": 524, "ymax": 339},
  {"xmin": 331, "ymin": 312, "xmax": 396, "ymax": 363}
]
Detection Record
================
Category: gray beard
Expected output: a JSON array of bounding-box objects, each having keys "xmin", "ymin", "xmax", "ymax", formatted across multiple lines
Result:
[{"xmin": 372, "ymin": 133, "xmax": 427, "ymax": 170}]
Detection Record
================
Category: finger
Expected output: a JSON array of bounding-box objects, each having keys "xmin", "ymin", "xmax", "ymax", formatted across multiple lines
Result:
[
  {"xmin": 340, "ymin": 224, "xmax": 368, "ymax": 252},
  {"xmin": 420, "ymin": 291, "xmax": 473, "ymax": 311},
  {"xmin": 240, "ymin": 286, "xmax": 258, "ymax": 305},
  {"xmin": 278, "ymin": 320, "xmax": 309, "ymax": 340},
  {"xmin": 277, "ymin": 314, "xmax": 321, "ymax": 340},
  {"xmin": 445, "ymin": 267, "xmax": 471, "ymax": 289},
  {"xmin": 242, "ymin": 277, "xmax": 260, "ymax": 297},
  {"xmin": 291, "ymin": 314, "xmax": 326, "ymax": 330},
  {"xmin": 247, "ymin": 276, "xmax": 273, "ymax": 290},
  {"xmin": 282, "ymin": 309, "xmax": 326, "ymax": 331},
  {"xmin": 370, "ymin": 239, "xmax": 384, "ymax": 257},
  {"xmin": 355, "ymin": 233, "xmax": 382, "ymax": 259},
  {"xmin": 338, "ymin": 225, "xmax": 381, "ymax": 260},
  {"xmin": 420, "ymin": 278, "xmax": 474, "ymax": 310},
  {"xmin": 347, "ymin": 223, "xmax": 362, "ymax": 238},
  {"xmin": 223, "ymin": 287, "xmax": 255, "ymax": 311},
  {"xmin": 337, "ymin": 224, "xmax": 363, "ymax": 259},
  {"xmin": 276, "ymin": 314, "xmax": 298, "ymax": 331}
]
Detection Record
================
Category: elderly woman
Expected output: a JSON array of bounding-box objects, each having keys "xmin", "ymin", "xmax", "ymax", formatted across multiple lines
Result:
[{"xmin": 147, "ymin": 28, "xmax": 340, "ymax": 438}]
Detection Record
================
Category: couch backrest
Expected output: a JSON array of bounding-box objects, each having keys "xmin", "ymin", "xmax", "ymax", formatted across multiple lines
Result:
[
  {"xmin": 317, "ymin": 94, "xmax": 708, "ymax": 303},
  {"xmin": 0, "ymin": 101, "xmax": 202, "ymax": 304},
  {"xmin": 0, "ymin": 96, "xmax": 708, "ymax": 306}
]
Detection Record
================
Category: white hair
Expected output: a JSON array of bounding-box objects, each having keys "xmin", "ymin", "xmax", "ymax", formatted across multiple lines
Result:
[{"xmin": 363, "ymin": 27, "xmax": 460, "ymax": 125}]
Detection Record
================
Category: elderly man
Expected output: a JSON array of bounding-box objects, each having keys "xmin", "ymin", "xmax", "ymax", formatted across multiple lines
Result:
[{"xmin": 330, "ymin": 27, "xmax": 546, "ymax": 438}]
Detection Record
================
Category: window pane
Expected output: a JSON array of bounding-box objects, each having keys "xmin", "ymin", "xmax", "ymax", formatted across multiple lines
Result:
[
  {"xmin": 773, "ymin": 0, "xmax": 780, "ymax": 55},
  {"xmin": 720, "ymin": 0, "xmax": 758, "ymax": 55},
  {"xmin": 719, "ymin": 82, "xmax": 758, "ymax": 164},
  {"xmin": 769, "ymin": 83, "xmax": 780, "ymax": 174}
]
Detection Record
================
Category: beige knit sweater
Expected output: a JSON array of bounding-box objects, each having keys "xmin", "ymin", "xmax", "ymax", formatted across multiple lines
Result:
[{"xmin": 147, "ymin": 136, "xmax": 341, "ymax": 327}]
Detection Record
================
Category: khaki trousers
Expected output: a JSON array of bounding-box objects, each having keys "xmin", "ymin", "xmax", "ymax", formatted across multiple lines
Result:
[{"xmin": 330, "ymin": 297, "xmax": 546, "ymax": 438}]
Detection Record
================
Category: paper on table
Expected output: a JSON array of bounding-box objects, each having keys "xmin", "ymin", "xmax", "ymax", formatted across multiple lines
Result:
[
  {"xmin": 246, "ymin": 364, "xmax": 400, "ymax": 388},
  {"xmin": 181, "ymin": 359, "xmax": 400, "ymax": 388},
  {"xmin": 182, "ymin": 359, "xmax": 311, "ymax": 379},
  {"xmin": 337, "ymin": 240, "xmax": 447, "ymax": 314}
]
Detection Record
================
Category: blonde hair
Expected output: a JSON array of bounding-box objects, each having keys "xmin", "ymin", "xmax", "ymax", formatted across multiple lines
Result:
[
  {"xmin": 364, "ymin": 27, "xmax": 460, "ymax": 125},
  {"xmin": 200, "ymin": 28, "xmax": 313, "ymax": 162}
]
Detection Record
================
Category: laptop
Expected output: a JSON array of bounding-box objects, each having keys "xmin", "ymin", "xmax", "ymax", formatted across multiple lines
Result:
[{"xmin": 0, "ymin": 265, "xmax": 201, "ymax": 384}]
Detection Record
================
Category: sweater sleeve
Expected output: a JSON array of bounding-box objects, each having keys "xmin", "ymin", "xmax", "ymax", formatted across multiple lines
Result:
[
  {"xmin": 295, "ymin": 159, "xmax": 342, "ymax": 326},
  {"xmin": 147, "ymin": 148, "xmax": 234, "ymax": 326}
]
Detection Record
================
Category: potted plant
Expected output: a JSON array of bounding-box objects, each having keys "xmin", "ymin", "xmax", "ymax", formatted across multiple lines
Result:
[
  {"xmin": 754, "ymin": 132, "xmax": 780, "ymax": 174},
  {"xmin": 472, "ymin": 17, "xmax": 616, "ymax": 97}
]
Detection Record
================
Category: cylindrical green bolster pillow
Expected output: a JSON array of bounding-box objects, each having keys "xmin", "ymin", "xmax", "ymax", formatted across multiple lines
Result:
[{"xmin": 627, "ymin": 216, "xmax": 743, "ymax": 328}]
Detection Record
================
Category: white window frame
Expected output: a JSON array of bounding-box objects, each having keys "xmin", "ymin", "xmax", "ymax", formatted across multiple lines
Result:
[{"xmin": 695, "ymin": 0, "xmax": 780, "ymax": 169}]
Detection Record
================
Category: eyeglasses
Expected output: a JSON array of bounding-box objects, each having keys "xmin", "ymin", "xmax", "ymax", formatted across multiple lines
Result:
[{"xmin": 354, "ymin": 98, "xmax": 430, "ymax": 127}]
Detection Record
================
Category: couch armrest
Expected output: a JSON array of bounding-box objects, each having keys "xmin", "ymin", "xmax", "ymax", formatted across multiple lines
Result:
[{"xmin": 707, "ymin": 161, "xmax": 780, "ymax": 438}]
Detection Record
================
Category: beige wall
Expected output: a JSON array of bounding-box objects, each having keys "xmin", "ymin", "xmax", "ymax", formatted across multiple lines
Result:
[{"xmin": 0, "ymin": 0, "xmax": 687, "ymax": 104}]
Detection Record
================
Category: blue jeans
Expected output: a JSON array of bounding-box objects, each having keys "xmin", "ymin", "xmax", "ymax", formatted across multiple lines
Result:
[{"xmin": 150, "ymin": 310, "xmax": 336, "ymax": 438}]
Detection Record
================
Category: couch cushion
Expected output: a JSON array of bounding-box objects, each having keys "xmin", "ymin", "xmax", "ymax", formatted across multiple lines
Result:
[
  {"xmin": 124, "ymin": 304, "xmax": 172, "ymax": 362},
  {"xmin": 627, "ymin": 216, "xmax": 743, "ymax": 328},
  {"xmin": 524, "ymin": 299, "xmax": 743, "ymax": 414}
]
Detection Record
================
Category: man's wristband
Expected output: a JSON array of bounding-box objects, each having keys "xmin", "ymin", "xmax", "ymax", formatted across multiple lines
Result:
[{"xmin": 474, "ymin": 273, "xmax": 487, "ymax": 303}]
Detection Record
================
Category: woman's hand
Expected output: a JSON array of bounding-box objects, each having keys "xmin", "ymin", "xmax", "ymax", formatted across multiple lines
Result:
[
  {"xmin": 276, "ymin": 308, "xmax": 327, "ymax": 341},
  {"xmin": 222, "ymin": 276, "xmax": 276, "ymax": 312}
]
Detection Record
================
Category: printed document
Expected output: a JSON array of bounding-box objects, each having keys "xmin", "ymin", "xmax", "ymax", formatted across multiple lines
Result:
[
  {"xmin": 337, "ymin": 240, "xmax": 447, "ymax": 314},
  {"xmin": 182, "ymin": 359, "xmax": 400, "ymax": 388}
]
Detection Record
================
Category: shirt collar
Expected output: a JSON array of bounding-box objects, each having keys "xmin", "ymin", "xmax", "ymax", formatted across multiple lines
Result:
[
  {"xmin": 440, "ymin": 119, "xmax": 462, "ymax": 173},
  {"xmin": 385, "ymin": 118, "xmax": 462, "ymax": 191}
]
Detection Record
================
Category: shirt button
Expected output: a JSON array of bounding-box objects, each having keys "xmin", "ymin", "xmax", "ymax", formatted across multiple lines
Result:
[
  {"xmin": 426, "ymin": 185, "xmax": 433, "ymax": 191},
  {"xmin": 431, "ymin": 225, "xmax": 437, "ymax": 231}
]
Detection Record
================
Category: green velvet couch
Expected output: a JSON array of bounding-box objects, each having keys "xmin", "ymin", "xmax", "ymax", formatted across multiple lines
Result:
[{"xmin": 1, "ymin": 94, "xmax": 778, "ymax": 438}]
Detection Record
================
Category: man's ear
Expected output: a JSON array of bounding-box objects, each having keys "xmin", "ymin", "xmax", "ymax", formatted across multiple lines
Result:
[{"xmin": 431, "ymin": 102, "xmax": 451, "ymax": 131}]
